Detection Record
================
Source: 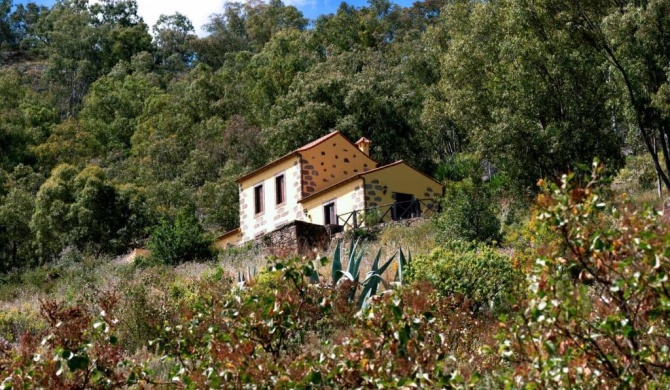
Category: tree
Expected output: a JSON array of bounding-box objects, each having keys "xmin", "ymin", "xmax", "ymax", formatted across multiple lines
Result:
[
  {"xmin": 152, "ymin": 13, "xmax": 196, "ymax": 71},
  {"xmin": 43, "ymin": 0, "xmax": 151, "ymax": 117},
  {"xmin": 268, "ymin": 44, "xmax": 438, "ymax": 172},
  {"xmin": 8, "ymin": 2, "xmax": 51, "ymax": 55},
  {"xmin": 194, "ymin": 0, "xmax": 307, "ymax": 68},
  {"xmin": 435, "ymin": 178, "xmax": 501, "ymax": 244},
  {"xmin": 559, "ymin": 0, "xmax": 670, "ymax": 193},
  {"xmin": 33, "ymin": 118, "xmax": 101, "ymax": 170},
  {"xmin": 0, "ymin": 0, "xmax": 13, "ymax": 50},
  {"xmin": 433, "ymin": 0, "xmax": 624, "ymax": 188},
  {"xmin": 195, "ymin": 3, "xmax": 252, "ymax": 69},
  {"xmin": 244, "ymin": 0, "xmax": 307, "ymax": 52},
  {"xmin": 147, "ymin": 207, "xmax": 214, "ymax": 265},
  {"xmin": 90, "ymin": 0, "xmax": 152, "ymax": 72},
  {"xmin": 78, "ymin": 68, "xmax": 161, "ymax": 159},
  {"xmin": 31, "ymin": 164, "xmax": 146, "ymax": 262},
  {"xmin": 0, "ymin": 165, "xmax": 43, "ymax": 271}
]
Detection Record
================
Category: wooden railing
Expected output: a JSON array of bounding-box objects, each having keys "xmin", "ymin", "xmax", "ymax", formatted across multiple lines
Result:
[{"xmin": 336, "ymin": 199, "xmax": 440, "ymax": 230}]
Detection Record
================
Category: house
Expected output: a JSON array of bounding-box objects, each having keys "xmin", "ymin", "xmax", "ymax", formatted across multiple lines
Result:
[{"xmin": 215, "ymin": 131, "xmax": 443, "ymax": 248}]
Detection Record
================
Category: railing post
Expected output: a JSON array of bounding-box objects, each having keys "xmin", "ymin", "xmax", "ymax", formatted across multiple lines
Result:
[{"xmin": 353, "ymin": 210, "xmax": 358, "ymax": 229}]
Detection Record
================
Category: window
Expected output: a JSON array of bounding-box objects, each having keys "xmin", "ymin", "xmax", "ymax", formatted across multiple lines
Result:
[
  {"xmin": 254, "ymin": 184, "xmax": 264, "ymax": 215},
  {"xmin": 324, "ymin": 202, "xmax": 336, "ymax": 225},
  {"xmin": 275, "ymin": 175, "xmax": 285, "ymax": 205}
]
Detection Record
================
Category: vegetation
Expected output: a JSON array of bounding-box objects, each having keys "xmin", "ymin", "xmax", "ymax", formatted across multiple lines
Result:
[{"xmin": 1, "ymin": 0, "xmax": 670, "ymax": 386}]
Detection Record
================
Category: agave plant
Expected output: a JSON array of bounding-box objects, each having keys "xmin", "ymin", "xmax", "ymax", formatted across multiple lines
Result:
[
  {"xmin": 237, "ymin": 265, "xmax": 258, "ymax": 287},
  {"xmin": 330, "ymin": 239, "xmax": 410, "ymax": 308}
]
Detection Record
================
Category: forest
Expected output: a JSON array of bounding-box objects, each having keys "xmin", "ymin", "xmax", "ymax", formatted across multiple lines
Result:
[{"xmin": 1, "ymin": 0, "xmax": 670, "ymax": 387}]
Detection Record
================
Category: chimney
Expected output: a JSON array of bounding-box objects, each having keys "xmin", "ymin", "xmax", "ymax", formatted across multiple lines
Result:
[{"xmin": 355, "ymin": 137, "xmax": 371, "ymax": 156}]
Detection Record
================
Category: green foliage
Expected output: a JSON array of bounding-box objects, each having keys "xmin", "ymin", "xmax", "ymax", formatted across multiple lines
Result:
[
  {"xmin": 433, "ymin": 0, "xmax": 625, "ymax": 188},
  {"xmin": 0, "ymin": 303, "xmax": 44, "ymax": 343},
  {"xmin": 31, "ymin": 164, "xmax": 145, "ymax": 262},
  {"xmin": 146, "ymin": 208, "xmax": 215, "ymax": 266},
  {"xmin": 498, "ymin": 163, "xmax": 670, "ymax": 387},
  {"xmin": 435, "ymin": 178, "xmax": 501, "ymax": 244},
  {"xmin": 615, "ymin": 153, "xmax": 659, "ymax": 193},
  {"xmin": 409, "ymin": 242, "xmax": 520, "ymax": 313}
]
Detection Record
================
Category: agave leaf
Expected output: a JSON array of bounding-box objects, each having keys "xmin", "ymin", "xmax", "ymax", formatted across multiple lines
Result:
[
  {"xmin": 309, "ymin": 261, "xmax": 320, "ymax": 284},
  {"xmin": 238, "ymin": 270, "xmax": 243, "ymax": 283},
  {"xmin": 359, "ymin": 280, "xmax": 376, "ymax": 308},
  {"xmin": 397, "ymin": 248, "xmax": 407, "ymax": 285},
  {"xmin": 362, "ymin": 270, "xmax": 378, "ymax": 284},
  {"xmin": 353, "ymin": 250, "xmax": 364, "ymax": 281},
  {"xmin": 332, "ymin": 241, "xmax": 342, "ymax": 284},
  {"xmin": 347, "ymin": 238, "xmax": 361, "ymax": 276},
  {"xmin": 337, "ymin": 270, "xmax": 355, "ymax": 282},
  {"xmin": 370, "ymin": 249, "xmax": 382, "ymax": 272},
  {"xmin": 349, "ymin": 237, "xmax": 360, "ymax": 262},
  {"xmin": 377, "ymin": 253, "xmax": 396, "ymax": 277}
]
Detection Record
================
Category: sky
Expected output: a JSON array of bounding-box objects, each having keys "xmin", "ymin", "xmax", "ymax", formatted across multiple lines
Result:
[{"xmin": 15, "ymin": 0, "xmax": 415, "ymax": 36}]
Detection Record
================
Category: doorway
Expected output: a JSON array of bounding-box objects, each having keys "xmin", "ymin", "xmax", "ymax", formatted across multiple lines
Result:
[{"xmin": 392, "ymin": 193, "xmax": 418, "ymax": 220}]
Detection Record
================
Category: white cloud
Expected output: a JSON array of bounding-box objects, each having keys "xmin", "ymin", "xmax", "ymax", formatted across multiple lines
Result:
[{"xmin": 134, "ymin": 0, "xmax": 230, "ymax": 37}]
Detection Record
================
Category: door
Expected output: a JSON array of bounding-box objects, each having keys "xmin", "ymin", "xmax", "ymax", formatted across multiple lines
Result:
[
  {"xmin": 324, "ymin": 202, "xmax": 336, "ymax": 225},
  {"xmin": 392, "ymin": 193, "xmax": 418, "ymax": 220}
]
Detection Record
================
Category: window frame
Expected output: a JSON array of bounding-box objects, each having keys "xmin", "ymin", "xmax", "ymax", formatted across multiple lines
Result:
[
  {"xmin": 275, "ymin": 174, "xmax": 286, "ymax": 207},
  {"xmin": 254, "ymin": 183, "xmax": 264, "ymax": 216}
]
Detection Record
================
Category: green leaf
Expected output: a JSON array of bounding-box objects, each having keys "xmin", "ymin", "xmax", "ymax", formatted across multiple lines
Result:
[
  {"xmin": 305, "ymin": 370, "xmax": 322, "ymax": 384},
  {"xmin": 67, "ymin": 354, "xmax": 90, "ymax": 372},
  {"xmin": 332, "ymin": 241, "xmax": 342, "ymax": 284}
]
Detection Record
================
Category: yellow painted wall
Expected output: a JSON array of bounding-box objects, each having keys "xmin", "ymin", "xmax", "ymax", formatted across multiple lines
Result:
[
  {"xmin": 238, "ymin": 156, "xmax": 305, "ymax": 242},
  {"xmin": 362, "ymin": 163, "xmax": 443, "ymax": 223},
  {"xmin": 301, "ymin": 179, "xmax": 365, "ymax": 229},
  {"xmin": 215, "ymin": 230, "xmax": 243, "ymax": 248},
  {"xmin": 299, "ymin": 133, "xmax": 377, "ymax": 197}
]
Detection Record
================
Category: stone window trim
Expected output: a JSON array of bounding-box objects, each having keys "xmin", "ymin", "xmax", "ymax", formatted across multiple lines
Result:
[
  {"xmin": 275, "ymin": 173, "xmax": 286, "ymax": 207},
  {"xmin": 254, "ymin": 183, "xmax": 265, "ymax": 217}
]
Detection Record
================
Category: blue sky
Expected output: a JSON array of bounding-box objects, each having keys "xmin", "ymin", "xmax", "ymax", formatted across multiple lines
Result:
[{"xmin": 15, "ymin": 0, "xmax": 416, "ymax": 35}]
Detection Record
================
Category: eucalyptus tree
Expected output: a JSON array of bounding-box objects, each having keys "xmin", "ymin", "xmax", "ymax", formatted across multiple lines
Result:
[
  {"xmin": 433, "ymin": 0, "xmax": 624, "ymax": 188},
  {"xmin": 31, "ymin": 163, "xmax": 146, "ymax": 262},
  {"xmin": 153, "ymin": 13, "xmax": 196, "ymax": 71}
]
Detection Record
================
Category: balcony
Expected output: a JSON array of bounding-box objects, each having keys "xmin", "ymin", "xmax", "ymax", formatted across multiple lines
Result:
[{"xmin": 335, "ymin": 198, "xmax": 440, "ymax": 230}]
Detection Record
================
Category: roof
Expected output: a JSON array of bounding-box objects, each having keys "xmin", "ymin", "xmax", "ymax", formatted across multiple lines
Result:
[
  {"xmin": 355, "ymin": 137, "xmax": 371, "ymax": 145},
  {"xmin": 236, "ymin": 131, "xmax": 382, "ymax": 184},
  {"xmin": 215, "ymin": 227, "xmax": 241, "ymax": 241},
  {"xmin": 236, "ymin": 131, "xmax": 341, "ymax": 184},
  {"xmin": 297, "ymin": 131, "xmax": 341, "ymax": 151}
]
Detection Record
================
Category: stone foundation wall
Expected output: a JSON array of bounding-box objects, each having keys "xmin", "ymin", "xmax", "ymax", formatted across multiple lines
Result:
[
  {"xmin": 255, "ymin": 221, "xmax": 343, "ymax": 259},
  {"xmin": 248, "ymin": 217, "xmax": 426, "ymax": 260}
]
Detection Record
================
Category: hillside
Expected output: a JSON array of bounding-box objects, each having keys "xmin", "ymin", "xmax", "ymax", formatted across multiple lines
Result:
[{"xmin": 2, "ymin": 0, "xmax": 670, "ymax": 387}]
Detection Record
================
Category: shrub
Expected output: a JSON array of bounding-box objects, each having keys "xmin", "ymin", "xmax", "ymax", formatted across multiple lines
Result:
[
  {"xmin": 147, "ymin": 208, "xmax": 215, "ymax": 265},
  {"xmin": 498, "ymin": 163, "xmax": 670, "ymax": 387},
  {"xmin": 434, "ymin": 178, "xmax": 501, "ymax": 244},
  {"xmin": 0, "ymin": 304, "xmax": 44, "ymax": 342},
  {"xmin": 408, "ymin": 242, "xmax": 521, "ymax": 312},
  {"xmin": 614, "ymin": 153, "xmax": 658, "ymax": 192}
]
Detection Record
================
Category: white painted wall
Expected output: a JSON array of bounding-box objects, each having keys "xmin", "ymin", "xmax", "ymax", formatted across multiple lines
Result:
[{"xmin": 239, "ymin": 158, "xmax": 305, "ymax": 243}]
